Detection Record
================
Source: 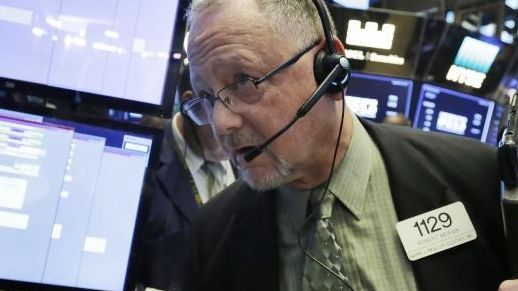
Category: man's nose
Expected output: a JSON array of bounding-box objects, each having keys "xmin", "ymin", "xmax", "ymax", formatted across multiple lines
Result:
[{"xmin": 212, "ymin": 101, "xmax": 244, "ymax": 136}]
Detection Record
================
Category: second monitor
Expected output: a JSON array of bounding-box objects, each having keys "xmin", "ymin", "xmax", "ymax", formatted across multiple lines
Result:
[
  {"xmin": 413, "ymin": 83, "xmax": 495, "ymax": 143},
  {"xmin": 345, "ymin": 72, "xmax": 414, "ymax": 123}
]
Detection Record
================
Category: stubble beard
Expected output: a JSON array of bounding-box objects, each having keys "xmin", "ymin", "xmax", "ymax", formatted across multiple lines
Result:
[
  {"xmin": 222, "ymin": 132, "xmax": 293, "ymax": 191},
  {"xmin": 240, "ymin": 148, "xmax": 292, "ymax": 191}
]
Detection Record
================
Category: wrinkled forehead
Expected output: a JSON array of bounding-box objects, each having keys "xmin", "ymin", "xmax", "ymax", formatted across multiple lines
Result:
[
  {"xmin": 186, "ymin": 3, "xmax": 290, "ymax": 93},
  {"xmin": 187, "ymin": 1, "xmax": 271, "ymax": 61}
]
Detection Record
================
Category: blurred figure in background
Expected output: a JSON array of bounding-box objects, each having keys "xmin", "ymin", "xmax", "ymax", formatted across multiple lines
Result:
[
  {"xmin": 382, "ymin": 113, "xmax": 412, "ymax": 127},
  {"xmin": 138, "ymin": 66, "xmax": 235, "ymax": 291}
]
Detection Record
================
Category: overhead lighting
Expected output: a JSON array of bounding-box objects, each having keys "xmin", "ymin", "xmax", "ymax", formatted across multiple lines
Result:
[
  {"xmin": 480, "ymin": 23, "xmax": 496, "ymax": 37},
  {"xmin": 501, "ymin": 31, "xmax": 514, "ymax": 44},
  {"xmin": 505, "ymin": 19, "xmax": 516, "ymax": 29},
  {"xmin": 505, "ymin": 0, "xmax": 518, "ymax": 10},
  {"xmin": 446, "ymin": 11, "xmax": 455, "ymax": 24}
]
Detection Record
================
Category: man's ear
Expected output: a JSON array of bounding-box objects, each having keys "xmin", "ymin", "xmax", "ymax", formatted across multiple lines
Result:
[
  {"xmin": 333, "ymin": 37, "xmax": 346, "ymax": 55},
  {"xmin": 326, "ymin": 37, "xmax": 348, "ymax": 101}
]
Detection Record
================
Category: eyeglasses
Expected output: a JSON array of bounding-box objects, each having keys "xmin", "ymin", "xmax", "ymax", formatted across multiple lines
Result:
[{"xmin": 181, "ymin": 41, "xmax": 318, "ymax": 126}]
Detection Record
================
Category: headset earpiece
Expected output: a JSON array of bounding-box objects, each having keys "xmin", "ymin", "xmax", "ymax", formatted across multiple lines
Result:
[
  {"xmin": 313, "ymin": 49, "xmax": 350, "ymax": 93},
  {"xmin": 312, "ymin": 0, "xmax": 350, "ymax": 93}
]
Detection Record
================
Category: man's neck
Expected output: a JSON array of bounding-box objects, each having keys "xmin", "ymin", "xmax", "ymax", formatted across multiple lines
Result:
[{"xmin": 286, "ymin": 110, "xmax": 354, "ymax": 190}]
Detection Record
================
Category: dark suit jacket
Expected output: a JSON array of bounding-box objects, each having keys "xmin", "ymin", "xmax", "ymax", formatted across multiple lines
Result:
[
  {"xmin": 140, "ymin": 122, "xmax": 200, "ymax": 290},
  {"xmin": 189, "ymin": 120, "xmax": 509, "ymax": 291}
]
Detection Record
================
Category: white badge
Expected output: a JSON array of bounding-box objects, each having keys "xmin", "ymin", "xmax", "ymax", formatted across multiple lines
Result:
[{"xmin": 395, "ymin": 202, "xmax": 477, "ymax": 261}]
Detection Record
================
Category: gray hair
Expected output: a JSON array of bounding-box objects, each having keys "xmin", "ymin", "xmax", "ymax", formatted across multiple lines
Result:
[{"xmin": 186, "ymin": 0, "xmax": 336, "ymax": 51}]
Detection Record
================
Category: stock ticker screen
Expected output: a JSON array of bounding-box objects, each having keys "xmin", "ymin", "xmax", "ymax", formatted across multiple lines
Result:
[
  {"xmin": 413, "ymin": 83, "xmax": 495, "ymax": 142},
  {"xmin": 0, "ymin": 108, "xmax": 153, "ymax": 291},
  {"xmin": 346, "ymin": 72, "xmax": 413, "ymax": 122}
]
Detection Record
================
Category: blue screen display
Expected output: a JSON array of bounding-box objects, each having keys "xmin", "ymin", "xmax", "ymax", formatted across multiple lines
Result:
[
  {"xmin": 0, "ymin": 108, "xmax": 153, "ymax": 291},
  {"xmin": 453, "ymin": 36, "xmax": 501, "ymax": 74},
  {"xmin": 413, "ymin": 83, "xmax": 495, "ymax": 142},
  {"xmin": 345, "ymin": 72, "xmax": 413, "ymax": 122}
]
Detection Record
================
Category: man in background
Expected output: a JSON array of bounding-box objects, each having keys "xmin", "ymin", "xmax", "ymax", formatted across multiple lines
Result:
[{"xmin": 138, "ymin": 66, "xmax": 235, "ymax": 290}]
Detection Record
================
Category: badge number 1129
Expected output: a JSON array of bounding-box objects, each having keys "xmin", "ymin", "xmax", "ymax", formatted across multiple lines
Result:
[{"xmin": 396, "ymin": 202, "xmax": 477, "ymax": 261}]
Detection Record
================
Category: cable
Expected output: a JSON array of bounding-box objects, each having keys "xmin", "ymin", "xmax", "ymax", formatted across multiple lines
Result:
[{"xmin": 297, "ymin": 88, "xmax": 354, "ymax": 291}]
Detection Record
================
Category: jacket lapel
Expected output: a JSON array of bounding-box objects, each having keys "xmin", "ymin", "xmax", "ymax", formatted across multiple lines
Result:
[
  {"xmin": 363, "ymin": 120, "xmax": 490, "ymax": 291},
  {"xmin": 156, "ymin": 149, "xmax": 199, "ymax": 224},
  {"xmin": 362, "ymin": 120, "xmax": 450, "ymax": 218}
]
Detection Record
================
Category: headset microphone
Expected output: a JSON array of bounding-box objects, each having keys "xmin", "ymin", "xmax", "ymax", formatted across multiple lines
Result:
[{"xmin": 244, "ymin": 61, "xmax": 349, "ymax": 162}]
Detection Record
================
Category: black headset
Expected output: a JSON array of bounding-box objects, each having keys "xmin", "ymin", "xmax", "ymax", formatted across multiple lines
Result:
[{"xmin": 312, "ymin": 0, "xmax": 350, "ymax": 93}]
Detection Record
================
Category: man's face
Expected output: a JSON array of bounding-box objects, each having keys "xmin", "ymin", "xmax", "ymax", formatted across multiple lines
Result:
[{"xmin": 188, "ymin": 1, "xmax": 328, "ymax": 190}]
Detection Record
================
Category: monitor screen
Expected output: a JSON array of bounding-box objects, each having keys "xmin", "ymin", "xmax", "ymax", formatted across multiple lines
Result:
[
  {"xmin": 0, "ymin": 107, "xmax": 157, "ymax": 291},
  {"xmin": 413, "ymin": 83, "xmax": 495, "ymax": 142},
  {"xmin": 0, "ymin": 0, "xmax": 184, "ymax": 113},
  {"xmin": 329, "ymin": 5, "xmax": 424, "ymax": 78},
  {"xmin": 345, "ymin": 72, "xmax": 413, "ymax": 122},
  {"xmin": 424, "ymin": 25, "xmax": 513, "ymax": 96}
]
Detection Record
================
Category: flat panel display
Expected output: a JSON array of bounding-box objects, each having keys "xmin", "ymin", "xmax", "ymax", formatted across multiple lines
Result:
[
  {"xmin": 346, "ymin": 72, "xmax": 413, "ymax": 122},
  {"xmin": 424, "ymin": 24, "xmax": 514, "ymax": 96},
  {"xmin": 0, "ymin": 107, "xmax": 156, "ymax": 291},
  {"xmin": 0, "ymin": 0, "xmax": 185, "ymax": 114},
  {"xmin": 329, "ymin": 5, "xmax": 424, "ymax": 78},
  {"xmin": 413, "ymin": 83, "xmax": 495, "ymax": 142}
]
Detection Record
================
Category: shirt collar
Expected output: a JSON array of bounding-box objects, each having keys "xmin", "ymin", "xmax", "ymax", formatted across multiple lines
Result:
[
  {"xmin": 171, "ymin": 113, "xmax": 205, "ymax": 173},
  {"xmin": 326, "ymin": 114, "xmax": 373, "ymax": 220}
]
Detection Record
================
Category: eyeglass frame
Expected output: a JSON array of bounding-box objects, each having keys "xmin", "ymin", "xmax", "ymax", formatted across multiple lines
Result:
[{"xmin": 180, "ymin": 41, "xmax": 319, "ymax": 125}]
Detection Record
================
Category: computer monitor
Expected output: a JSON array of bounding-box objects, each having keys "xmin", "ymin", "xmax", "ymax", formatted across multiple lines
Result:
[
  {"xmin": 424, "ymin": 24, "xmax": 514, "ymax": 96},
  {"xmin": 0, "ymin": 0, "xmax": 188, "ymax": 116},
  {"xmin": 328, "ymin": 5, "xmax": 424, "ymax": 78},
  {"xmin": 0, "ymin": 107, "xmax": 160, "ymax": 291},
  {"xmin": 413, "ymin": 83, "xmax": 495, "ymax": 142},
  {"xmin": 345, "ymin": 72, "xmax": 414, "ymax": 122}
]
